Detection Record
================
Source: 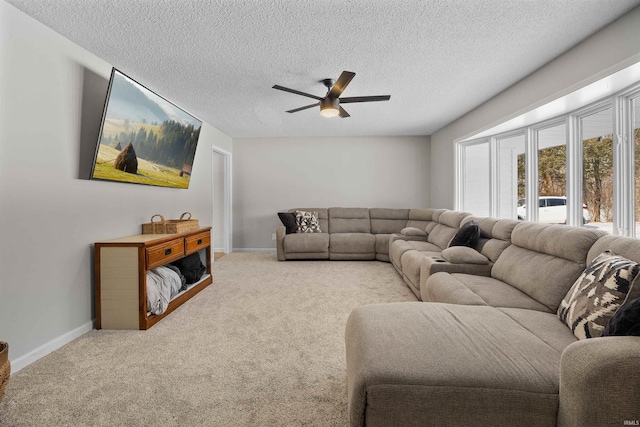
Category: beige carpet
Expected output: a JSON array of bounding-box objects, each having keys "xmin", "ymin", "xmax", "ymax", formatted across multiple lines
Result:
[{"xmin": 0, "ymin": 252, "xmax": 417, "ymax": 426}]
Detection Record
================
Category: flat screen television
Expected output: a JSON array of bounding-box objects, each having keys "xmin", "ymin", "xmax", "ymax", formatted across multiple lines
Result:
[{"xmin": 90, "ymin": 68, "xmax": 202, "ymax": 189}]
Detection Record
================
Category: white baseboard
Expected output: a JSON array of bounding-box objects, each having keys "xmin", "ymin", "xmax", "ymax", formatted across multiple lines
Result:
[
  {"xmin": 10, "ymin": 320, "xmax": 94, "ymax": 373},
  {"xmin": 232, "ymin": 248, "xmax": 277, "ymax": 252}
]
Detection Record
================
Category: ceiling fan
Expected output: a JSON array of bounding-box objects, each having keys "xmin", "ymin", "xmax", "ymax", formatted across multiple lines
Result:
[{"xmin": 272, "ymin": 71, "xmax": 390, "ymax": 118}]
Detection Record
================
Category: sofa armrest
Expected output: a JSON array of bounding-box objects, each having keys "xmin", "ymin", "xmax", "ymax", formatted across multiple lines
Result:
[
  {"xmin": 389, "ymin": 232, "xmax": 428, "ymax": 244},
  {"xmin": 559, "ymin": 336, "xmax": 640, "ymax": 426},
  {"xmin": 418, "ymin": 256, "xmax": 492, "ymax": 291},
  {"xmin": 276, "ymin": 225, "xmax": 286, "ymax": 261}
]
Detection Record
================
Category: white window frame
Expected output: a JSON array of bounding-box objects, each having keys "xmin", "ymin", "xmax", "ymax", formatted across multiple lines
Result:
[
  {"xmin": 455, "ymin": 80, "xmax": 640, "ymax": 235},
  {"xmin": 619, "ymin": 86, "xmax": 640, "ymax": 236},
  {"xmin": 494, "ymin": 130, "xmax": 526, "ymax": 219},
  {"xmin": 529, "ymin": 117, "xmax": 567, "ymax": 223},
  {"xmin": 456, "ymin": 138, "xmax": 491, "ymax": 214}
]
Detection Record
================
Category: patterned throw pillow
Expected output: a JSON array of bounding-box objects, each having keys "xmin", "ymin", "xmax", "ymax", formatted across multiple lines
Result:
[
  {"xmin": 295, "ymin": 210, "xmax": 322, "ymax": 233},
  {"xmin": 557, "ymin": 250, "xmax": 640, "ymax": 340}
]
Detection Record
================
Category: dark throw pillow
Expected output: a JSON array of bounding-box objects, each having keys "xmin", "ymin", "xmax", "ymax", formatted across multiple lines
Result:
[
  {"xmin": 171, "ymin": 252, "xmax": 206, "ymax": 284},
  {"xmin": 603, "ymin": 297, "xmax": 640, "ymax": 337},
  {"xmin": 448, "ymin": 220, "xmax": 480, "ymax": 248},
  {"xmin": 278, "ymin": 212, "xmax": 298, "ymax": 234}
]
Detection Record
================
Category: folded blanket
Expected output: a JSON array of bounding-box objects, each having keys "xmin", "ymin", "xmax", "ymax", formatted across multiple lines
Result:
[
  {"xmin": 146, "ymin": 269, "xmax": 171, "ymax": 315},
  {"xmin": 153, "ymin": 265, "xmax": 184, "ymax": 298}
]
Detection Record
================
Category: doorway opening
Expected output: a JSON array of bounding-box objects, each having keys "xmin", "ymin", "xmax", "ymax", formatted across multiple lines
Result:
[{"xmin": 212, "ymin": 146, "xmax": 232, "ymax": 262}]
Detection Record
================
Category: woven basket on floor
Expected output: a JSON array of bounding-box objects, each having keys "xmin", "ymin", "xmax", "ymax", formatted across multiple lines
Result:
[{"xmin": 0, "ymin": 342, "xmax": 9, "ymax": 403}]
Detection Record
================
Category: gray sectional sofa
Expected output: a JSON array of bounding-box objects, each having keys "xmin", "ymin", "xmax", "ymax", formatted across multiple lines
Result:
[
  {"xmin": 390, "ymin": 213, "xmax": 519, "ymax": 299},
  {"xmin": 276, "ymin": 207, "xmax": 640, "ymax": 426},
  {"xmin": 345, "ymin": 221, "xmax": 640, "ymax": 427},
  {"xmin": 276, "ymin": 207, "xmax": 437, "ymax": 262}
]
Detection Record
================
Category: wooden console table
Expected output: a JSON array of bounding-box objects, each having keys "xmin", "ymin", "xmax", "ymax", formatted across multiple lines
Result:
[{"xmin": 95, "ymin": 227, "xmax": 212, "ymax": 330}]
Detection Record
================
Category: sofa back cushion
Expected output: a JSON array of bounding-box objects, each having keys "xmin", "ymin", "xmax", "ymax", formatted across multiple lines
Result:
[
  {"xmin": 328, "ymin": 207, "xmax": 371, "ymax": 233},
  {"xmin": 406, "ymin": 208, "xmax": 439, "ymax": 230},
  {"xmin": 369, "ymin": 208, "xmax": 410, "ymax": 234},
  {"xmin": 289, "ymin": 208, "xmax": 328, "ymax": 233},
  {"xmin": 462, "ymin": 216, "xmax": 518, "ymax": 263},
  {"xmin": 491, "ymin": 222, "xmax": 606, "ymax": 312},
  {"xmin": 427, "ymin": 210, "xmax": 471, "ymax": 249}
]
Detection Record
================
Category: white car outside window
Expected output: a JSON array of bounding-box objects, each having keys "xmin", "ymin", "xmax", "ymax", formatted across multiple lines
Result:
[{"xmin": 517, "ymin": 197, "xmax": 590, "ymax": 224}]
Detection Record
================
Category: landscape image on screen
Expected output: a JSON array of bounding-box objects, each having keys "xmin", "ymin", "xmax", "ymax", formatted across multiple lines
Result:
[{"xmin": 91, "ymin": 69, "xmax": 202, "ymax": 189}]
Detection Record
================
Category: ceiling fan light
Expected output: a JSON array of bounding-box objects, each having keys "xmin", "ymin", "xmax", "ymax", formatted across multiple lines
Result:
[{"xmin": 320, "ymin": 98, "xmax": 340, "ymax": 118}]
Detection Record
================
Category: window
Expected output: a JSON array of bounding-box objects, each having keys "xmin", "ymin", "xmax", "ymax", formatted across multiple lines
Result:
[
  {"xmin": 581, "ymin": 107, "xmax": 613, "ymax": 229},
  {"xmin": 456, "ymin": 79, "xmax": 640, "ymax": 236},
  {"xmin": 497, "ymin": 134, "xmax": 525, "ymax": 219},
  {"xmin": 460, "ymin": 142, "xmax": 490, "ymax": 216},
  {"xmin": 633, "ymin": 96, "xmax": 640, "ymax": 236},
  {"xmin": 547, "ymin": 198, "xmax": 566, "ymax": 206},
  {"xmin": 537, "ymin": 123, "xmax": 567, "ymax": 223}
]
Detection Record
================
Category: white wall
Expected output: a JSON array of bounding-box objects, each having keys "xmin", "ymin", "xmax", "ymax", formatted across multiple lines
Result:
[
  {"xmin": 0, "ymin": 1, "xmax": 232, "ymax": 369},
  {"xmin": 232, "ymin": 136, "xmax": 430, "ymax": 249},
  {"xmin": 430, "ymin": 6, "xmax": 640, "ymax": 209}
]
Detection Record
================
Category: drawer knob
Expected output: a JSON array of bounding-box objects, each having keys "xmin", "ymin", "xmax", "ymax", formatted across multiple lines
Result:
[
  {"xmin": 164, "ymin": 248, "xmax": 172, "ymax": 256},
  {"xmin": 197, "ymin": 239, "xmax": 203, "ymax": 245}
]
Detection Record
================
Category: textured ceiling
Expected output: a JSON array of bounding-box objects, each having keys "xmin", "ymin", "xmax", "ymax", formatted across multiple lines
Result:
[{"xmin": 5, "ymin": 0, "xmax": 640, "ymax": 137}]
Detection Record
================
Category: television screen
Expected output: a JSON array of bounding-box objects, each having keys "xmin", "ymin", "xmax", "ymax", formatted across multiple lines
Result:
[{"xmin": 91, "ymin": 68, "xmax": 202, "ymax": 189}]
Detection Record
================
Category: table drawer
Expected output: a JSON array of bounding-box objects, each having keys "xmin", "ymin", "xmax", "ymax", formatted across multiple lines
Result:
[
  {"xmin": 185, "ymin": 231, "xmax": 210, "ymax": 255},
  {"xmin": 146, "ymin": 239, "xmax": 185, "ymax": 269}
]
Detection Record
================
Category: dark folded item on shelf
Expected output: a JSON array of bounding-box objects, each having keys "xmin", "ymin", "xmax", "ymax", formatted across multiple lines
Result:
[{"xmin": 171, "ymin": 252, "xmax": 206, "ymax": 284}]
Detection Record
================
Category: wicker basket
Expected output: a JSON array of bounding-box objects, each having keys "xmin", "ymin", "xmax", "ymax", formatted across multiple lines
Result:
[
  {"xmin": 0, "ymin": 342, "xmax": 9, "ymax": 403},
  {"xmin": 142, "ymin": 212, "xmax": 199, "ymax": 234}
]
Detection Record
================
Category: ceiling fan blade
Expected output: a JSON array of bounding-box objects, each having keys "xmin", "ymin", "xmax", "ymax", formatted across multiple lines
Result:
[
  {"xmin": 273, "ymin": 85, "xmax": 323, "ymax": 101},
  {"xmin": 286, "ymin": 103, "xmax": 319, "ymax": 113},
  {"xmin": 339, "ymin": 95, "xmax": 391, "ymax": 104},
  {"xmin": 339, "ymin": 106, "xmax": 350, "ymax": 118},
  {"xmin": 328, "ymin": 71, "xmax": 356, "ymax": 99}
]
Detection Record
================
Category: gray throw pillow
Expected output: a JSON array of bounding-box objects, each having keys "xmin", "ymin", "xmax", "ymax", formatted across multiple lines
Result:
[
  {"xmin": 441, "ymin": 246, "xmax": 489, "ymax": 265},
  {"xmin": 400, "ymin": 227, "xmax": 427, "ymax": 237}
]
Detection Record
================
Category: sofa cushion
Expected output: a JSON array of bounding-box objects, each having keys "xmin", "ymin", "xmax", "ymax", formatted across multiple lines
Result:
[
  {"xmin": 448, "ymin": 220, "xmax": 480, "ymax": 248},
  {"xmin": 328, "ymin": 207, "xmax": 370, "ymax": 234},
  {"xmin": 295, "ymin": 210, "xmax": 322, "ymax": 233},
  {"xmin": 400, "ymin": 227, "xmax": 427, "ymax": 237},
  {"xmin": 437, "ymin": 210, "xmax": 471, "ymax": 228},
  {"xmin": 374, "ymin": 234, "xmax": 392, "ymax": 257},
  {"xmin": 405, "ymin": 208, "xmax": 438, "ymax": 230},
  {"xmin": 370, "ymin": 208, "xmax": 409, "ymax": 234},
  {"xmin": 491, "ymin": 223, "xmax": 606, "ymax": 312},
  {"xmin": 557, "ymin": 250, "xmax": 640, "ymax": 339},
  {"xmin": 603, "ymin": 297, "xmax": 640, "ymax": 336},
  {"xmin": 346, "ymin": 303, "xmax": 570, "ymax": 427},
  {"xmin": 426, "ymin": 223, "xmax": 459, "ymax": 250},
  {"xmin": 441, "ymin": 246, "xmax": 489, "ymax": 264},
  {"xmin": 390, "ymin": 240, "xmax": 441, "ymax": 273},
  {"xmin": 330, "ymin": 233, "xmax": 375, "ymax": 254},
  {"xmin": 422, "ymin": 272, "xmax": 552, "ymax": 312},
  {"xmin": 390, "ymin": 240, "xmax": 416, "ymax": 273},
  {"xmin": 277, "ymin": 212, "xmax": 297, "ymax": 234},
  {"xmin": 283, "ymin": 233, "xmax": 329, "ymax": 254},
  {"xmin": 400, "ymin": 250, "xmax": 442, "ymax": 293}
]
